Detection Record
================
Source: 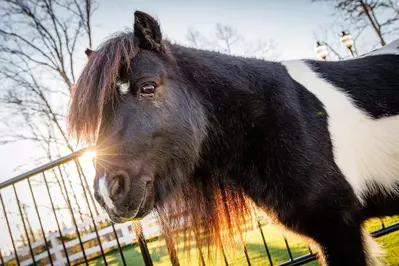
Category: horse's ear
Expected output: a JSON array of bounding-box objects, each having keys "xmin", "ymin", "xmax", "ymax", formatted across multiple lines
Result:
[
  {"xmin": 85, "ymin": 48, "xmax": 93, "ymax": 58},
  {"xmin": 133, "ymin": 10, "xmax": 163, "ymax": 52}
]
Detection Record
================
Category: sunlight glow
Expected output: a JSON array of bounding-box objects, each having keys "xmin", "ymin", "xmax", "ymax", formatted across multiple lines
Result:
[
  {"xmin": 82, "ymin": 150, "xmax": 97, "ymax": 161},
  {"xmin": 79, "ymin": 149, "xmax": 97, "ymax": 176}
]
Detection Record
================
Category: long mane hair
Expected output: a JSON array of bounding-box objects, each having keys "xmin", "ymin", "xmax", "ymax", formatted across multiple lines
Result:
[{"xmin": 68, "ymin": 30, "xmax": 257, "ymax": 262}]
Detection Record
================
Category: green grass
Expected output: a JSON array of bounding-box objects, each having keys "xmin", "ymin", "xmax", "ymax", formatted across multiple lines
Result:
[
  {"xmin": 364, "ymin": 216, "xmax": 399, "ymax": 266},
  {"xmin": 79, "ymin": 217, "xmax": 399, "ymax": 266}
]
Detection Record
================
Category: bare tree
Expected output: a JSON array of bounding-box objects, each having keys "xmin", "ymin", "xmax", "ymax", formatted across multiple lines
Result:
[
  {"xmin": 214, "ymin": 23, "xmax": 242, "ymax": 55},
  {"xmin": 0, "ymin": 0, "xmax": 99, "ymax": 216},
  {"xmin": 313, "ymin": 0, "xmax": 399, "ymax": 47},
  {"xmin": 186, "ymin": 23, "xmax": 278, "ymax": 59},
  {"xmin": 0, "ymin": 0, "xmax": 96, "ymax": 149}
]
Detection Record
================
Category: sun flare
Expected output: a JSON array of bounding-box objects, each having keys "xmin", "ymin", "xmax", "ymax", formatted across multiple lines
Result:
[
  {"xmin": 79, "ymin": 149, "xmax": 97, "ymax": 175},
  {"xmin": 82, "ymin": 150, "xmax": 97, "ymax": 161}
]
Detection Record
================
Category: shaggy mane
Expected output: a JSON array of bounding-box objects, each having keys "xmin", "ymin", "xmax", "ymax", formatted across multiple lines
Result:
[
  {"xmin": 158, "ymin": 180, "xmax": 254, "ymax": 258},
  {"xmin": 68, "ymin": 30, "xmax": 139, "ymax": 143}
]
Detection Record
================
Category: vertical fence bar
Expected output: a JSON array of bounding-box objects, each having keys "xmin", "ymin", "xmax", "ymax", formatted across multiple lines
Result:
[
  {"xmin": 157, "ymin": 212, "xmax": 180, "ymax": 266},
  {"xmin": 221, "ymin": 244, "xmax": 229, "ymax": 266},
  {"xmin": 191, "ymin": 228, "xmax": 206, "ymax": 266},
  {"xmin": 283, "ymin": 236, "xmax": 293, "ymax": 261},
  {"xmin": 65, "ymin": 172, "xmax": 85, "ymax": 224},
  {"xmin": 43, "ymin": 172, "xmax": 70, "ymax": 265},
  {"xmin": 110, "ymin": 223, "xmax": 127, "ymax": 266},
  {"xmin": 380, "ymin": 219, "xmax": 385, "ymax": 229},
  {"xmin": 135, "ymin": 222, "xmax": 153, "ymax": 266},
  {"xmin": 75, "ymin": 161, "xmax": 99, "ymax": 216},
  {"xmin": 0, "ymin": 192, "xmax": 20, "ymax": 266},
  {"xmin": 308, "ymin": 245, "xmax": 313, "ymax": 254},
  {"xmin": 243, "ymin": 244, "xmax": 251, "ymax": 266},
  {"xmin": 198, "ymin": 246, "xmax": 206, "ymax": 266},
  {"xmin": 0, "ymin": 247, "xmax": 4, "ymax": 266},
  {"xmin": 13, "ymin": 185, "xmax": 36, "ymax": 265},
  {"xmin": 56, "ymin": 166, "xmax": 88, "ymax": 265},
  {"xmin": 27, "ymin": 179, "xmax": 54, "ymax": 266},
  {"xmin": 74, "ymin": 159, "xmax": 108, "ymax": 266},
  {"xmin": 258, "ymin": 220, "xmax": 273, "ymax": 266},
  {"xmin": 163, "ymin": 232, "xmax": 180, "ymax": 266}
]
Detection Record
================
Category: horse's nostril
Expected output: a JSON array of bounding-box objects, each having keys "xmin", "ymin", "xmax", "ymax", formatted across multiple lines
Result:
[{"xmin": 109, "ymin": 173, "xmax": 127, "ymax": 201}]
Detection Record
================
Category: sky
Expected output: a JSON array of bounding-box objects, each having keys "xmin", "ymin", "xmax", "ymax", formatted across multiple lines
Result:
[{"xmin": 91, "ymin": 0, "xmax": 335, "ymax": 60}]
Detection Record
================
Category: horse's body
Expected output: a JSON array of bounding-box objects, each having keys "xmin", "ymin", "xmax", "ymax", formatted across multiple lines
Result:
[{"xmin": 68, "ymin": 11, "xmax": 399, "ymax": 266}]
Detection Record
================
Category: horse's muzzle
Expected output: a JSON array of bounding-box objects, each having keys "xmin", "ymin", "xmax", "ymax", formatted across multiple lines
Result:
[{"xmin": 93, "ymin": 166, "xmax": 155, "ymax": 223}]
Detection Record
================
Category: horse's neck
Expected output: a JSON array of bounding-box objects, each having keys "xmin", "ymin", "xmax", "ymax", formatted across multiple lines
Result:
[
  {"xmin": 172, "ymin": 44, "xmax": 284, "ymax": 103},
  {"xmin": 173, "ymin": 46, "xmax": 310, "ymax": 198}
]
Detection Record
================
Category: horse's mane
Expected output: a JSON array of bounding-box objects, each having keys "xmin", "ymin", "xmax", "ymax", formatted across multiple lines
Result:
[
  {"xmin": 157, "ymin": 179, "xmax": 253, "ymax": 261},
  {"xmin": 69, "ymin": 30, "xmax": 140, "ymax": 142},
  {"xmin": 68, "ymin": 30, "xmax": 256, "ymax": 262}
]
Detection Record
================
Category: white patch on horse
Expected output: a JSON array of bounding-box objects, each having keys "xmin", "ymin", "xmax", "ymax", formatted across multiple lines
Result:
[
  {"xmin": 282, "ymin": 60, "xmax": 399, "ymax": 203},
  {"xmin": 117, "ymin": 81, "xmax": 130, "ymax": 95},
  {"xmin": 362, "ymin": 39, "xmax": 399, "ymax": 57},
  {"xmin": 98, "ymin": 175, "xmax": 115, "ymax": 209}
]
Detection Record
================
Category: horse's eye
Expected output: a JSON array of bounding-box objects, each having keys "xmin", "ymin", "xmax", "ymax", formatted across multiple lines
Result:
[{"xmin": 140, "ymin": 83, "xmax": 156, "ymax": 94}]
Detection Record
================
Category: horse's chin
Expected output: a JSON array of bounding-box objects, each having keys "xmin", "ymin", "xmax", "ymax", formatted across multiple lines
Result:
[
  {"xmin": 107, "ymin": 206, "xmax": 154, "ymax": 223},
  {"xmin": 106, "ymin": 196, "xmax": 155, "ymax": 224},
  {"xmin": 108, "ymin": 210, "xmax": 151, "ymax": 224},
  {"xmin": 107, "ymin": 213, "xmax": 132, "ymax": 224}
]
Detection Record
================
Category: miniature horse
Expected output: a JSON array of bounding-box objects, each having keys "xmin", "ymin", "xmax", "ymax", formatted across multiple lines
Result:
[{"xmin": 68, "ymin": 10, "xmax": 399, "ymax": 266}]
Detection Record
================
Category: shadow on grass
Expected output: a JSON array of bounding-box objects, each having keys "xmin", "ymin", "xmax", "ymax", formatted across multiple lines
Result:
[
  {"xmin": 244, "ymin": 243, "xmax": 320, "ymax": 266},
  {"xmin": 81, "ymin": 240, "xmax": 321, "ymax": 266},
  {"xmin": 149, "ymin": 242, "xmax": 169, "ymax": 263}
]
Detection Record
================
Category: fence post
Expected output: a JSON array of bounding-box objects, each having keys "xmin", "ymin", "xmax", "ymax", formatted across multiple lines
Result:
[
  {"xmin": 160, "ymin": 220, "xmax": 180, "ymax": 266},
  {"xmin": 257, "ymin": 220, "xmax": 273, "ymax": 266},
  {"xmin": 49, "ymin": 232, "xmax": 64, "ymax": 266},
  {"xmin": 134, "ymin": 221, "xmax": 153, "ymax": 266},
  {"xmin": 0, "ymin": 248, "xmax": 4, "ymax": 266}
]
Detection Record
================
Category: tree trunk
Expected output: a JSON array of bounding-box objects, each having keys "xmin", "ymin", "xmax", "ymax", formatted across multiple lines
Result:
[{"xmin": 358, "ymin": 0, "xmax": 386, "ymax": 46}]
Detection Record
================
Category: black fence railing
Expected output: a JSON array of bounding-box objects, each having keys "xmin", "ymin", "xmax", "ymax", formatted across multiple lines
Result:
[{"xmin": 0, "ymin": 148, "xmax": 398, "ymax": 266}]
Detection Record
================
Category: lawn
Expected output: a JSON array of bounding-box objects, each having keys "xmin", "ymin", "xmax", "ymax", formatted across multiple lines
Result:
[{"xmin": 80, "ymin": 216, "xmax": 399, "ymax": 266}]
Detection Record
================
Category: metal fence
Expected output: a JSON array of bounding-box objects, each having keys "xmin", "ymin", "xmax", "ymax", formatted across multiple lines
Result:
[{"xmin": 0, "ymin": 148, "xmax": 398, "ymax": 266}]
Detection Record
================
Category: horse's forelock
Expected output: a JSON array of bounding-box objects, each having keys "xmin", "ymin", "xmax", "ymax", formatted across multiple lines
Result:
[{"xmin": 68, "ymin": 31, "xmax": 140, "ymax": 143}]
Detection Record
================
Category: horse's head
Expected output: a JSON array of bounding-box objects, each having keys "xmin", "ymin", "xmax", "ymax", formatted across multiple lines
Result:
[{"xmin": 69, "ymin": 11, "xmax": 207, "ymax": 222}]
